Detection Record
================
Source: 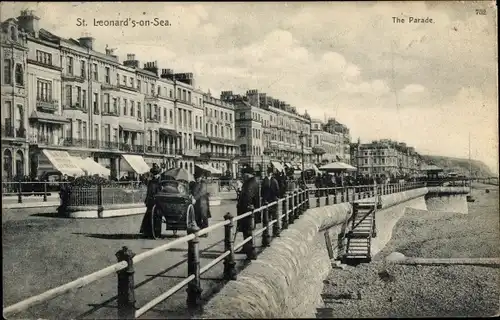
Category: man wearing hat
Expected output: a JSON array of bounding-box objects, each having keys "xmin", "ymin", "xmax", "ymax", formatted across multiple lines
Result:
[
  {"xmin": 236, "ymin": 166, "xmax": 260, "ymax": 260},
  {"xmin": 139, "ymin": 165, "xmax": 162, "ymax": 238},
  {"xmin": 261, "ymin": 165, "xmax": 280, "ymax": 235},
  {"xmin": 191, "ymin": 171, "xmax": 211, "ymax": 237}
]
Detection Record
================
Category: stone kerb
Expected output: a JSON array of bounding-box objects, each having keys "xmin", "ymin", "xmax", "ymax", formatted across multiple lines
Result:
[{"xmin": 201, "ymin": 203, "xmax": 351, "ymax": 319}]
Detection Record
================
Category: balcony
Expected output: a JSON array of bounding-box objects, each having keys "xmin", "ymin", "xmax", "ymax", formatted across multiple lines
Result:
[
  {"xmin": 145, "ymin": 94, "xmax": 159, "ymax": 102},
  {"xmin": 63, "ymin": 103, "xmax": 88, "ymax": 113},
  {"xmin": 101, "ymin": 141, "xmax": 120, "ymax": 150},
  {"xmin": 101, "ymin": 107, "xmax": 119, "ymax": 117},
  {"xmin": 118, "ymin": 83, "xmax": 138, "ymax": 92},
  {"xmin": 63, "ymin": 138, "xmax": 91, "ymax": 148},
  {"xmin": 101, "ymin": 83, "xmax": 120, "ymax": 91},
  {"xmin": 36, "ymin": 98, "xmax": 59, "ymax": 113},
  {"xmin": 62, "ymin": 73, "xmax": 85, "ymax": 83},
  {"xmin": 1, "ymin": 126, "xmax": 27, "ymax": 139},
  {"xmin": 120, "ymin": 143, "xmax": 144, "ymax": 153},
  {"xmin": 183, "ymin": 149, "xmax": 201, "ymax": 157},
  {"xmin": 145, "ymin": 116, "xmax": 160, "ymax": 124}
]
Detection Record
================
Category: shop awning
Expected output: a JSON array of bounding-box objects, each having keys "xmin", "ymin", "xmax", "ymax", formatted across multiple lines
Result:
[
  {"xmin": 119, "ymin": 122, "xmax": 144, "ymax": 132},
  {"xmin": 72, "ymin": 157, "xmax": 111, "ymax": 177},
  {"xmin": 271, "ymin": 161, "xmax": 284, "ymax": 172},
  {"xmin": 41, "ymin": 149, "xmax": 85, "ymax": 177},
  {"xmin": 160, "ymin": 128, "xmax": 180, "ymax": 137},
  {"xmin": 30, "ymin": 111, "xmax": 69, "ymax": 124},
  {"xmin": 195, "ymin": 164, "xmax": 222, "ymax": 175},
  {"xmin": 121, "ymin": 154, "xmax": 150, "ymax": 174},
  {"xmin": 284, "ymin": 163, "xmax": 292, "ymax": 168},
  {"xmin": 194, "ymin": 132, "xmax": 210, "ymax": 142}
]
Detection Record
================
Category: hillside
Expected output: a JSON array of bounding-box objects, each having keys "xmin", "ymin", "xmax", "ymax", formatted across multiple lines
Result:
[{"xmin": 421, "ymin": 155, "xmax": 496, "ymax": 177}]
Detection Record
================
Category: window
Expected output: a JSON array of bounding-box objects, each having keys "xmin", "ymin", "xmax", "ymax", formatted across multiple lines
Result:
[
  {"xmin": 169, "ymin": 110, "xmax": 173, "ymax": 124},
  {"xmin": 205, "ymin": 123, "xmax": 209, "ymax": 135},
  {"xmin": 154, "ymin": 105, "xmax": 158, "ymax": 120},
  {"xmin": 130, "ymin": 101, "xmax": 135, "ymax": 117},
  {"xmin": 147, "ymin": 104, "xmax": 152, "ymax": 119},
  {"xmin": 94, "ymin": 124, "xmax": 99, "ymax": 141},
  {"xmin": 150, "ymin": 84, "xmax": 154, "ymax": 96},
  {"xmin": 229, "ymin": 114, "xmax": 232, "ymax": 121},
  {"xmin": 67, "ymin": 57, "xmax": 74, "ymax": 75},
  {"xmin": 76, "ymin": 87, "xmax": 81, "ymax": 106},
  {"xmin": 65, "ymin": 85, "xmax": 72, "ymax": 106},
  {"xmin": 123, "ymin": 99, "xmax": 127, "ymax": 116},
  {"xmin": 76, "ymin": 120, "xmax": 81, "ymax": 139},
  {"xmin": 15, "ymin": 104, "xmax": 23, "ymax": 132},
  {"xmin": 183, "ymin": 90, "xmax": 187, "ymax": 101},
  {"xmin": 163, "ymin": 108, "xmax": 167, "ymax": 123},
  {"xmin": 95, "ymin": 93, "xmax": 102, "ymax": 114},
  {"xmin": 240, "ymin": 144, "xmax": 247, "ymax": 156},
  {"xmin": 189, "ymin": 111, "xmax": 192, "ymax": 128},
  {"xmin": 113, "ymin": 128, "xmax": 118, "ymax": 142},
  {"xmin": 36, "ymin": 79, "xmax": 52, "ymax": 102},
  {"xmin": 105, "ymin": 67, "xmax": 110, "ymax": 84},
  {"xmin": 122, "ymin": 75, "xmax": 126, "ymax": 85},
  {"xmin": 116, "ymin": 74, "xmax": 120, "ymax": 85},
  {"xmin": 82, "ymin": 121, "xmax": 87, "ymax": 140},
  {"xmin": 92, "ymin": 63, "xmax": 98, "ymax": 81},
  {"xmin": 80, "ymin": 61, "xmax": 86, "ymax": 78},
  {"xmin": 178, "ymin": 110, "xmax": 182, "ymax": 127},
  {"xmin": 157, "ymin": 86, "xmax": 161, "ymax": 96},
  {"xmin": 195, "ymin": 116, "xmax": 198, "ymax": 130},
  {"xmin": 137, "ymin": 79, "xmax": 141, "ymax": 91},
  {"xmin": 104, "ymin": 124, "xmax": 110, "ymax": 142},
  {"xmin": 188, "ymin": 91, "xmax": 191, "ymax": 103},
  {"xmin": 177, "ymin": 88, "xmax": 181, "ymax": 99},
  {"xmin": 130, "ymin": 78, "xmax": 134, "ymax": 88},
  {"xmin": 82, "ymin": 90, "xmax": 86, "ymax": 110},
  {"xmin": 137, "ymin": 102, "xmax": 141, "ymax": 119},
  {"xmin": 148, "ymin": 130, "xmax": 153, "ymax": 146},
  {"xmin": 169, "ymin": 89, "xmax": 173, "ymax": 98},
  {"xmin": 113, "ymin": 98, "xmax": 118, "ymax": 114},
  {"xmin": 66, "ymin": 120, "xmax": 73, "ymax": 140},
  {"xmin": 36, "ymin": 50, "xmax": 52, "ymax": 65}
]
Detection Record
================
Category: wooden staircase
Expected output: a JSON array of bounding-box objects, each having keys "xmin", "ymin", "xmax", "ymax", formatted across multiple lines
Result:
[{"xmin": 341, "ymin": 202, "xmax": 378, "ymax": 264}]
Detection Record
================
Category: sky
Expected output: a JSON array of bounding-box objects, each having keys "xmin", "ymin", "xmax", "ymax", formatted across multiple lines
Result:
[{"xmin": 2, "ymin": 1, "xmax": 498, "ymax": 174}]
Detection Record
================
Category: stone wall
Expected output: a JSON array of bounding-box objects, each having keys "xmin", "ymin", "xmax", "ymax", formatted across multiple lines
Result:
[{"xmin": 200, "ymin": 188, "xmax": 430, "ymax": 318}]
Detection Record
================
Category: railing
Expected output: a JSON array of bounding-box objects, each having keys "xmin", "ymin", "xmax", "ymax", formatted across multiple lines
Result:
[
  {"xmin": 2, "ymin": 181, "xmax": 428, "ymax": 318},
  {"xmin": 1, "ymin": 181, "xmax": 147, "ymax": 204}
]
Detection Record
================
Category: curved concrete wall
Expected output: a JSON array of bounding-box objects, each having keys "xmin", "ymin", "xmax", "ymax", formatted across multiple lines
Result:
[
  {"xmin": 425, "ymin": 194, "xmax": 468, "ymax": 214},
  {"xmin": 201, "ymin": 188, "xmax": 430, "ymax": 319}
]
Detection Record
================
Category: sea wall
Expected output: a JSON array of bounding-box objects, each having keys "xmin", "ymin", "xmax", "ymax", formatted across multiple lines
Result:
[{"xmin": 201, "ymin": 187, "xmax": 429, "ymax": 318}]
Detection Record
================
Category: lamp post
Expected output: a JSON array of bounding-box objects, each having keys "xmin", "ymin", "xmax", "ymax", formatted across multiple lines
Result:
[{"xmin": 299, "ymin": 131, "xmax": 305, "ymax": 173}]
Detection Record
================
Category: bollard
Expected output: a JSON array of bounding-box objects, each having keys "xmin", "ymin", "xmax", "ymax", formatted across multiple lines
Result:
[
  {"xmin": 262, "ymin": 202, "xmax": 271, "ymax": 247},
  {"xmin": 223, "ymin": 213, "xmax": 237, "ymax": 280},
  {"xmin": 43, "ymin": 182, "xmax": 48, "ymax": 202},
  {"xmin": 187, "ymin": 225, "xmax": 202, "ymax": 309},
  {"xmin": 116, "ymin": 246, "xmax": 136, "ymax": 320},
  {"xmin": 97, "ymin": 184, "xmax": 104, "ymax": 218},
  {"xmin": 282, "ymin": 194, "xmax": 289, "ymax": 229},
  {"xmin": 17, "ymin": 181, "xmax": 22, "ymax": 203}
]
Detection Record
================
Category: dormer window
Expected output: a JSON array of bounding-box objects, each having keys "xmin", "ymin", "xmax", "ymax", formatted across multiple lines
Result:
[{"xmin": 10, "ymin": 26, "xmax": 17, "ymax": 41}]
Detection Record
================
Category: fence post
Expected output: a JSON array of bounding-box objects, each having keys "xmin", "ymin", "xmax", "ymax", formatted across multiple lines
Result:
[
  {"xmin": 273, "ymin": 201, "xmax": 281, "ymax": 237},
  {"xmin": 341, "ymin": 187, "xmax": 345, "ymax": 203},
  {"xmin": 97, "ymin": 184, "xmax": 104, "ymax": 219},
  {"xmin": 248, "ymin": 208, "xmax": 257, "ymax": 260},
  {"xmin": 326, "ymin": 188, "xmax": 331, "ymax": 205},
  {"xmin": 304, "ymin": 189, "xmax": 310, "ymax": 210},
  {"xmin": 262, "ymin": 202, "xmax": 271, "ymax": 247},
  {"xmin": 288, "ymin": 192, "xmax": 295, "ymax": 224},
  {"xmin": 282, "ymin": 194, "xmax": 289, "ymax": 229},
  {"xmin": 223, "ymin": 213, "xmax": 237, "ymax": 280},
  {"xmin": 43, "ymin": 182, "xmax": 48, "ymax": 202},
  {"xmin": 294, "ymin": 191, "xmax": 299, "ymax": 220},
  {"xmin": 316, "ymin": 188, "xmax": 321, "ymax": 207},
  {"xmin": 187, "ymin": 225, "xmax": 202, "ymax": 309},
  {"xmin": 17, "ymin": 181, "xmax": 22, "ymax": 203},
  {"xmin": 116, "ymin": 246, "xmax": 136, "ymax": 320}
]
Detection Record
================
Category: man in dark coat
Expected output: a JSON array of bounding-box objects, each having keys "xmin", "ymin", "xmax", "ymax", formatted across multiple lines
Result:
[
  {"xmin": 140, "ymin": 168, "xmax": 162, "ymax": 238},
  {"xmin": 261, "ymin": 165, "xmax": 280, "ymax": 235},
  {"xmin": 191, "ymin": 173, "xmax": 210, "ymax": 237},
  {"xmin": 236, "ymin": 166, "xmax": 260, "ymax": 259}
]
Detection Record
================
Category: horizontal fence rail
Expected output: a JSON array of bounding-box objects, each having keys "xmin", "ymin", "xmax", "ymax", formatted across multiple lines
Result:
[{"xmin": 3, "ymin": 180, "xmax": 464, "ymax": 318}]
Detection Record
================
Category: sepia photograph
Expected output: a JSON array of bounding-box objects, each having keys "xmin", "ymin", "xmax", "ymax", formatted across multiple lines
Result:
[{"xmin": 1, "ymin": 1, "xmax": 498, "ymax": 319}]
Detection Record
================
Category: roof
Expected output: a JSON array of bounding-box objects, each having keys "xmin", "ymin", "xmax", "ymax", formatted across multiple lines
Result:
[{"xmin": 420, "ymin": 164, "xmax": 443, "ymax": 172}]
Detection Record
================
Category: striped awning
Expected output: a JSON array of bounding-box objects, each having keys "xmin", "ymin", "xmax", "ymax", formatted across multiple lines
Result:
[
  {"xmin": 160, "ymin": 128, "xmax": 180, "ymax": 137},
  {"xmin": 271, "ymin": 161, "xmax": 284, "ymax": 172},
  {"xmin": 119, "ymin": 122, "xmax": 144, "ymax": 132}
]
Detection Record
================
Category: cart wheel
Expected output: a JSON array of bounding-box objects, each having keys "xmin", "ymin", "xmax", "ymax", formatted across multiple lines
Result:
[
  {"xmin": 186, "ymin": 204, "xmax": 195, "ymax": 228},
  {"xmin": 151, "ymin": 205, "xmax": 162, "ymax": 240}
]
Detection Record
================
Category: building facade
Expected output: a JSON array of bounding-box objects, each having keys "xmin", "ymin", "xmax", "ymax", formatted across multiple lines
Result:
[
  {"xmin": 310, "ymin": 118, "xmax": 351, "ymax": 164},
  {"xmin": 0, "ymin": 10, "xmax": 237, "ymax": 180},
  {"xmin": 350, "ymin": 139, "xmax": 421, "ymax": 178},
  {"xmin": 197, "ymin": 93, "xmax": 238, "ymax": 176},
  {"xmin": 221, "ymin": 89, "xmax": 312, "ymax": 175},
  {"xmin": 1, "ymin": 15, "xmax": 30, "ymax": 180}
]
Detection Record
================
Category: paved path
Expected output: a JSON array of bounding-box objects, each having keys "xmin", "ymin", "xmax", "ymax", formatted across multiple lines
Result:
[{"xmin": 1, "ymin": 189, "xmax": 367, "ymax": 319}]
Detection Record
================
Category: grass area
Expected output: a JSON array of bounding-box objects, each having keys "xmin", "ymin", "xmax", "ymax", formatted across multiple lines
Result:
[{"xmin": 319, "ymin": 184, "xmax": 499, "ymax": 318}]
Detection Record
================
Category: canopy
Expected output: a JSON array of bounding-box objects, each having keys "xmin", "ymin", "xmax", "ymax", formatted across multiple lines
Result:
[
  {"xmin": 271, "ymin": 161, "xmax": 284, "ymax": 172},
  {"xmin": 319, "ymin": 162, "xmax": 357, "ymax": 172},
  {"xmin": 304, "ymin": 163, "xmax": 321, "ymax": 174},
  {"xmin": 41, "ymin": 149, "xmax": 85, "ymax": 177},
  {"xmin": 284, "ymin": 163, "xmax": 293, "ymax": 169},
  {"xmin": 121, "ymin": 154, "xmax": 150, "ymax": 174},
  {"xmin": 195, "ymin": 164, "xmax": 222, "ymax": 175},
  {"xmin": 72, "ymin": 157, "xmax": 111, "ymax": 177}
]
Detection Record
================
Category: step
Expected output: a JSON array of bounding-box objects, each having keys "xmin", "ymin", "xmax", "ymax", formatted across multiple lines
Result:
[
  {"xmin": 347, "ymin": 248, "xmax": 369, "ymax": 253},
  {"xmin": 344, "ymin": 253, "xmax": 370, "ymax": 257},
  {"xmin": 347, "ymin": 233, "xmax": 371, "ymax": 238}
]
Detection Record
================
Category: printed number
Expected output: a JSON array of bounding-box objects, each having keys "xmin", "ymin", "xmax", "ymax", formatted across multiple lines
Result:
[{"xmin": 476, "ymin": 9, "xmax": 486, "ymax": 15}]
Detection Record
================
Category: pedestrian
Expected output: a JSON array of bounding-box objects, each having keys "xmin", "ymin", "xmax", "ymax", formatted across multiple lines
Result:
[
  {"xmin": 236, "ymin": 166, "xmax": 260, "ymax": 260},
  {"xmin": 139, "ymin": 167, "xmax": 162, "ymax": 238},
  {"xmin": 261, "ymin": 165, "xmax": 280, "ymax": 235},
  {"xmin": 191, "ymin": 173, "xmax": 210, "ymax": 237}
]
